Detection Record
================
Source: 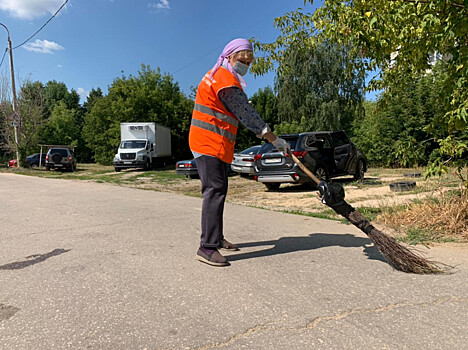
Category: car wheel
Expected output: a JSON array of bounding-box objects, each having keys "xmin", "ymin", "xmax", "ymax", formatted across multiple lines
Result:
[
  {"xmin": 187, "ymin": 174, "xmax": 199, "ymax": 179},
  {"xmin": 314, "ymin": 166, "xmax": 328, "ymax": 181},
  {"xmin": 354, "ymin": 160, "xmax": 365, "ymax": 182},
  {"xmin": 264, "ymin": 183, "xmax": 281, "ymax": 191},
  {"xmin": 31, "ymin": 163, "xmax": 39, "ymax": 169},
  {"xmin": 115, "ymin": 167, "xmax": 121, "ymax": 172},
  {"xmin": 45, "ymin": 166, "xmax": 50, "ymax": 171}
]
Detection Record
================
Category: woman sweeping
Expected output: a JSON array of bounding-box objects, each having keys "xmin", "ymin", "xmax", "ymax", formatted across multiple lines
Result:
[{"xmin": 189, "ymin": 38, "xmax": 290, "ymax": 267}]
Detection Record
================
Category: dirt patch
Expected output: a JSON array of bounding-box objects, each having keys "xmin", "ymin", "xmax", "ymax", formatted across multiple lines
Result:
[{"xmin": 127, "ymin": 173, "xmax": 458, "ymax": 216}]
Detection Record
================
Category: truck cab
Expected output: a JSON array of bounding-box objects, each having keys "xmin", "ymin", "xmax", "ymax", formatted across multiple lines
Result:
[
  {"xmin": 113, "ymin": 123, "xmax": 171, "ymax": 172},
  {"xmin": 114, "ymin": 139, "xmax": 153, "ymax": 171}
]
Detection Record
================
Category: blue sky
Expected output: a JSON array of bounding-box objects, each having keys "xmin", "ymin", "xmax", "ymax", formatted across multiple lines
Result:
[{"xmin": 0, "ymin": 0, "xmax": 377, "ymax": 103}]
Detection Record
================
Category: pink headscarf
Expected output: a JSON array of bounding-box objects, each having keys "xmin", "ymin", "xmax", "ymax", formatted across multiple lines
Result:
[{"xmin": 208, "ymin": 38, "xmax": 253, "ymax": 88}]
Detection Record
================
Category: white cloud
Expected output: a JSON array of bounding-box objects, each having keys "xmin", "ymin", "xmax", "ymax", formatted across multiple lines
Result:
[
  {"xmin": 77, "ymin": 87, "xmax": 89, "ymax": 101},
  {"xmin": 23, "ymin": 39, "xmax": 64, "ymax": 54},
  {"xmin": 0, "ymin": 0, "xmax": 67, "ymax": 20},
  {"xmin": 57, "ymin": 64, "xmax": 63, "ymax": 68},
  {"xmin": 148, "ymin": 0, "xmax": 170, "ymax": 11}
]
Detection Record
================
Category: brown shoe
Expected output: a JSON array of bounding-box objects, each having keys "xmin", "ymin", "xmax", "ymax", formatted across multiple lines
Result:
[
  {"xmin": 196, "ymin": 248, "xmax": 229, "ymax": 267},
  {"xmin": 219, "ymin": 239, "xmax": 239, "ymax": 251}
]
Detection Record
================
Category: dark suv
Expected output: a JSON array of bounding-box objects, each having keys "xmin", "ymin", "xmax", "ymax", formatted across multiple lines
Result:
[
  {"xmin": 45, "ymin": 148, "xmax": 77, "ymax": 172},
  {"xmin": 254, "ymin": 131, "xmax": 367, "ymax": 190}
]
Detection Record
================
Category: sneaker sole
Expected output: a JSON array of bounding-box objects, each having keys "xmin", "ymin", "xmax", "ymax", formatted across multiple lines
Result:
[
  {"xmin": 219, "ymin": 247, "xmax": 239, "ymax": 251},
  {"xmin": 196, "ymin": 254, "xmax": 230, "ymax": 267}
]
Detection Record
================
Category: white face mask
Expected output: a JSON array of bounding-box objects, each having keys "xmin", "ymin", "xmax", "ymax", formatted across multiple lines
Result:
[{"xmin": 233, "ymin": 61, "xmax": 249, "ymax": 76}]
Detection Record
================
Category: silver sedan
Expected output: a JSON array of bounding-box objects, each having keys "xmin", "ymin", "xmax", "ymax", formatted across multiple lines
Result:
[{"xmin": 231, "ymin": 145, "xmax": 262, "ymax": 175}]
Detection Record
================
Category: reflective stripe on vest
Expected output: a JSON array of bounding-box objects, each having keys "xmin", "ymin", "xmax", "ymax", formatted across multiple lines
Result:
[
  {"xmin": 193, "ymin": 103, "xmax": 239, "ymax": 129},
  {"xmin": 191, "ymin": 117, "xmax": 236, "ymax": 142}
]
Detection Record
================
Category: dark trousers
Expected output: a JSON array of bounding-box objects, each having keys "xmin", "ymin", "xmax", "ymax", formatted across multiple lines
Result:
[{"xmin": 195, "ymin": 155, "xmax": 228, "ymax": 248}]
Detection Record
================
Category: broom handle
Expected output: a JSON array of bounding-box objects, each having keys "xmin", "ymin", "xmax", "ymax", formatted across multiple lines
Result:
[{"xmin": 288, "ymin": 150, "xmax": 321, "ymax": 185}]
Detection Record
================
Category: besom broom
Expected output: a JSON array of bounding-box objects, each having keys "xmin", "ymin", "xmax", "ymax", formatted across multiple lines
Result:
[{"xmin": 288, "ymin": 151, "xmax": 445, "ymax": 274}]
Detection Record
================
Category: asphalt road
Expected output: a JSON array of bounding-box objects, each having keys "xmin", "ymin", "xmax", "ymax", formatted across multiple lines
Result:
[{"xmin": 1, "ymin": 173, "xmax": 467, "ymax": 350}]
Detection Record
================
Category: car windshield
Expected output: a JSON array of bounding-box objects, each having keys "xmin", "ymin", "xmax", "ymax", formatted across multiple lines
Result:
[
  {"xmin": 120, "ymin": 140, "xmax": 147, "ymax": 149},
  {"xmin": 240, "ymin": 146, "xmax": 261, "ymax": 155},
  {"xmin": 49, "ymin": 149, "xmax": 69, "ymax": 156}
]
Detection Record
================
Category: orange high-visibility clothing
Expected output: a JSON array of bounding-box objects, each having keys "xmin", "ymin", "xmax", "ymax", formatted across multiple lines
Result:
[{"xmin": 189, "ymin": 67, "xmax": 243, "ymax": 163}]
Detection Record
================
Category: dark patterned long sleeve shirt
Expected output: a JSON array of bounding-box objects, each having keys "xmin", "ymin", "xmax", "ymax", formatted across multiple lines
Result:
[{"xmin": 218, "ymin": 87, "xmax": 268, "ymax": 135}]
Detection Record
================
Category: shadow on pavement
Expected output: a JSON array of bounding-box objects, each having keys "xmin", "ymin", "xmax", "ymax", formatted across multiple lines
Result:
[
  {"xmin": 226, "ymin": 233, "xmax": 386, "ymax": 263},
  {"xmin": 0, "ymin": 248, "xmax": 70, "ymax": 270}
]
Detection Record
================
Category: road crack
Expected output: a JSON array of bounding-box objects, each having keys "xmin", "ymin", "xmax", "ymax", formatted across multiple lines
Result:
[
  {"xmin": 173, "ymin": 296, "xmax": 468, "ymax": 350},
  {"xmin": 304, "ymin": 296, "xmax": 468, "ymax": 330}
]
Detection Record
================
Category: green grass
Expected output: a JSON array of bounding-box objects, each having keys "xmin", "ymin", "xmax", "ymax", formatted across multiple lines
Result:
[
  {"xmin": 0, "ymin": 165, "xmax": 183, "ymax": 184},
  {"xmin": 397, "ymin": 226, "xmax": 459, "ymax": 246}
]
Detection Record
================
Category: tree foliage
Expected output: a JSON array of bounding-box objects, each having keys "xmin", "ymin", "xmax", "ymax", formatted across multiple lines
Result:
[
  {"xmin": 273, "ymin": 41, "xmax": 365, "ymax": 134},
  {"xmin": 234, "ymin": 86, "xmax": 279, "ymax": 151},
  {"xmin": 353, "ymin": 72, "xmax": 443, "ymax": 167},
  {"xmin": 83, "ymin": 65, "xmax": 193, "ymax": 164},
  {"xmin": 44, "ymin": 80, "xmax": 81, "ymax": 115},
  {"xmin": 253, "ymin": 0, "xmax": 467, "ymax": 181},
  {"xmin": 0, "ymin": 80, "xmax": 47, "ymax": 164}
]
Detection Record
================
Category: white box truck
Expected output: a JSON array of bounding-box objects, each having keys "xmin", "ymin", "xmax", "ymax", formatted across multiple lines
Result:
[{"xmin": 113, "ymin": 122, "xmax": 171, "ymax": 172}]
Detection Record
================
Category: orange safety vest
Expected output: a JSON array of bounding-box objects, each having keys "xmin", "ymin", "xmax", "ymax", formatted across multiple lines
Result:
[{"xmin": 189, "ymin": 67, "xmax": 243, "ymax": 163}]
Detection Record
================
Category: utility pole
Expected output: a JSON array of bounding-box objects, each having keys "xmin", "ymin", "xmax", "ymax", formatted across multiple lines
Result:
[{"xmin": 1, "ymin": 23, "xmax": 20, "ymax": 167}]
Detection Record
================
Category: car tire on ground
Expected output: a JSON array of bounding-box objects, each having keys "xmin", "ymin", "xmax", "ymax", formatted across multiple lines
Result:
[
  {"xmin": 403, "ymin": 172, "xmax": 422, "ymax": 178},
  {"xmin": 354, "ymin": 160, "xmax": 366, "ymax": 182},
  {"xmin": 390, "ymin": 181, "xmax": 416, "ymax": 192},
  {"xmin": 45, "ymin": 166, "xmax": 50, "ymax": 171},
  {"xmin": 115, "ymin": 168, "xmax": 121, "ymax": 172},
  {"xmin": 30, "ymin": 163, "xmax": 39, "ymax": 169},
  {"xmin": 264, "ymin": 183, "xmax": 281, "ymax": 191}
]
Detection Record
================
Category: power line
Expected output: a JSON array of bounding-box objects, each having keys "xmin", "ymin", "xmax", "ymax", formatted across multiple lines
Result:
[
  {"xmin": 0, "ymin": 47, "xmax": 7, "ymax": 69},
  {"xmin": 13, "ymin": 0, "xmax": 69, "ymax": 50}
]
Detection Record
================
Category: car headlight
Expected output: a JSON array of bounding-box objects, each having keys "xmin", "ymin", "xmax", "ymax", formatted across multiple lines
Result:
[{"xmin": 113, "ymin": 155, "xmax": 120, "ymax": 161}]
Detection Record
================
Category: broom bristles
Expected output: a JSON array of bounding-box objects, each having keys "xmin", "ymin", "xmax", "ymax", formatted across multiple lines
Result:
[
  {"xmin": 289, "ymin": 154, "xmax": 447, "ymax": 274},
  {"xmin": 334, "ymin": 203, "xmax": 447, "ymax": 274}
]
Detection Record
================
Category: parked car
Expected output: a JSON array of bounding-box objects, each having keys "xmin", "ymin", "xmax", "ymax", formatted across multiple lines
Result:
[
  {"xmin": 7, "ymin": 159, "xmax": 17, "ymax": 167},
  {"xmin": 45, "ymin": 147, "xmax": 77, "ymax": 172},
  {"xmin": 254, "ymin": 131, "xmax": 367, "ymax": 190},
  {"xmin": 176, "ymin": 158, "xmax": 236, "ymax": 179},
  {"xmin": 26, "ymin": 153, "xmax": 47, "ymax": 168},
  {"xmin": 176, "ymin": 159, "xmax": 199, "ymax": 179},
  {"xmin": 7, "ymin": 153, "xmax": 47, "ymax": 168},
  {"xmin": 231, "ymin": 145, "xmax": 262, "ymax": 175}
]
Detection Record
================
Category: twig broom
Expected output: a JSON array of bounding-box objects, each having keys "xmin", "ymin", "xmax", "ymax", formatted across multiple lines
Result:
[{"xmin": 289, "ymin": 152, "xmax": 445, "ymax": 274}]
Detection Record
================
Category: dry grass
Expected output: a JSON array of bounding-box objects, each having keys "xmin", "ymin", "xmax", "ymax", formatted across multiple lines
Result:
[{"xmin": 379, "ymin": 189, "xmax": 468, "ymax": 242}]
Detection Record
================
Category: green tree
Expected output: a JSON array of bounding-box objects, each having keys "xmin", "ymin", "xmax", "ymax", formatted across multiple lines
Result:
[
  {"xmin": 353, "ymin": 72, "xmax": 443, "ymax": 167},
  {"xmin": 0, "ymin": 80, "xmax": 47, "ymax": 164},
  {"xmin": 44, "ymin": 80, "xmax": 81, "ymax": 114},
  {"xmin": 41, "ymin": 101, "xmax": 81, "ymax": 146},
  {"xmin": 83, "ymin": 88, "xmax": 103, "ymax": 114},
  {"xmin": 83, "ymin": 65, "xmax": 193, "ymax": 164},
  {"xmin": 234, "ymin": 86, "xmax": 279, "ymax": 151},
  {"xmin": 254, "ymin": 0, "xmax": 467, "ymax": 183},
  {"xmin": 273, "ymin": 40, "xmax": 365, "ymax": 134}
]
